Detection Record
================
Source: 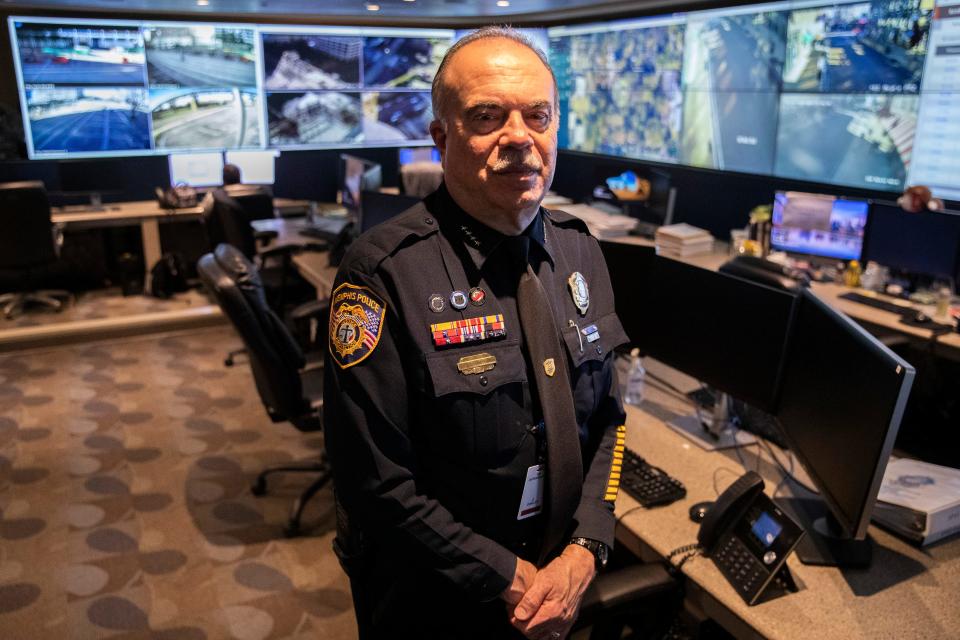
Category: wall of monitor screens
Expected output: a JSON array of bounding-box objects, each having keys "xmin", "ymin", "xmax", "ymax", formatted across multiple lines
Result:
[{"xmin": 7, "ymin": 0, "xmax": 959, "ymax": 200}]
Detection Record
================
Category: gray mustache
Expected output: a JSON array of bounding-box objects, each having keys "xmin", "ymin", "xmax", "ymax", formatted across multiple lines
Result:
[{"xmin": 490, "ymin": 152, "xmax": 542, "ymax": 173}]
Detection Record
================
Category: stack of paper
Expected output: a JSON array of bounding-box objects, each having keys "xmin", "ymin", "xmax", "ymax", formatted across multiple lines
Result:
[
  {"xmin": 873, "ymin": 458, "xmax": 960, "ymax": 546},
  {"xmin": 655, "ymin": 223, "xmax": 714, "ymax": 257},
  {"xmin": 561, "ymin": 204, "xmax": 638, "ymax": 239}
]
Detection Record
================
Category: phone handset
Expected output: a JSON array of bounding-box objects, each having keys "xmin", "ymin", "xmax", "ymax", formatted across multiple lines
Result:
[
  {"xmin": 697, "ymin": 470, "xmax": 765, "ymax": 552},
  {"xmin": 697, "ymin": 471, "xmax": 804, "ymax": 605}
]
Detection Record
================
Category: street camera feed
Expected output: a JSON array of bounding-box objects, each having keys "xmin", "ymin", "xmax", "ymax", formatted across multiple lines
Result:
[
  {"xmin": 774, "ymin": 93, "xmax": 918, "ymax": 190},
  {"xmin": 550, "ymin": 21, "xmax": 685, "ymax": 162},
  {"xmin": 680, "ymin": 91, "xmax": 779, "ymax": 174},
  {"xmin": 782, "ymin": 0, "xmax": 932, "ymax": 94},
  {"xmin": 362, "ymin": 37, "xmax": 450, "ymax": 88},
  {"xmin": 267, "ymin": 91, "xmax": 363, "ymax": 146},
  {"xmin": 262, "ymin": 34, "xmax": 361, "ymax": 90},
  {"xmin": 14, "ymin": 22, "xmax": 145, "ymax": 86},
  {"xmin": 681, "ymin": 9, "xmax": 787, "ymax": 92},
  {"xmin": 26, "ymin": 88, "xmax": 150, "ymax": 154},
  {"xmin": 362, "ymin": 91, "xmax": 432, "ymax": 142},
  {"xmin": 150, "ymin": 88, "xmax": 261, "ymax": 149},
  {"xmin": 144, "ymin": 25, "xmax": 256, "ymax": 88}
]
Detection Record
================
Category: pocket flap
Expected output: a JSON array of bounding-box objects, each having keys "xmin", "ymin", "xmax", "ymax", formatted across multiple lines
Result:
[
  {"xmin": 425, "ymin": 339, "xmax": 526, "ymax": 397},
  {"xmin": 562, "ymin": 311, "xmax": 630, "ymax": 368}
]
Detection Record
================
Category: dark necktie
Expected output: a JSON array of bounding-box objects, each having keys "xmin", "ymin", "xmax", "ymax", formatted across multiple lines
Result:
[{"xmin": 511, "ymin": 235, "xmax": 583, "ymax": 563}]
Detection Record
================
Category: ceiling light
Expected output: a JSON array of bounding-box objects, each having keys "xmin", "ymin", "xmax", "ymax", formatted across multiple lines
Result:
[
  {"xmin": 403, "ymin": 0, "xmax": 415, "ymax": 2},
  {"xmin": 196, "ymin": 0, "xmax": 209, "ymax": 5},
  {"xmin": 497, "ymin": 0, "xmax": 510, "ymax": 6},
  {"xmin": 366, "ymin": 2, "xmax": 380, "ymax": 9}
]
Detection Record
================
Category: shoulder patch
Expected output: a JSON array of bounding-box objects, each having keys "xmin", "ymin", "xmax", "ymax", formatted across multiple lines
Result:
[{"xmin": 329, "ymin": 283, "xmax": 388, "ymax": 369}]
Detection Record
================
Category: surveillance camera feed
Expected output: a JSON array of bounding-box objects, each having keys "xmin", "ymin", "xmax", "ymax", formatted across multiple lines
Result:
[
  {"xmin": 8, "ymin": 7, "xmax": 959, "ymax": 202},
  {"xmin": 262, "ymin": 34, "xmax": 361, "ymax": 90}
]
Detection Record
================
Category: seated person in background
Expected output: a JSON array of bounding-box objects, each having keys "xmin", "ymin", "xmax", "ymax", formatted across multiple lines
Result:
[
  {"xmin": 898, "ymin": 185, "xmax": 944, "ymax": 213},
  {"xmin": 201, "ymin": 163, "xmax": 273, "ymax": 253}
]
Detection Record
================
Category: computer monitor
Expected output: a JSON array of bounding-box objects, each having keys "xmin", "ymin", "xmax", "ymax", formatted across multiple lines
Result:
[
  {"xmin": 339, "ymin": 154, "xmax": 382, "ymax": 216},
  {"xmin": 225, "ymin": 150, "xmax": 278, "ymax": 185},
  {"xmin": 169, "ymin": 152, "xmax": 224, "ymax": 188},
  {"xmin": 600, "ymin": 242, "xmax": 796, "ymax": 414},
  {"xmin": 398, "ymin": 147, "xmax": 441, "ymax": 166},
  {"xmin": 775, "ymin": 288, "xmax": 915, "ymax": 567},
  {"xmin": 59, "ymin": 159, "xmax": 127, "ymax": 205},
  {"xmin": 770, "ymin": 191, "xmax": 869, "ymax": 262},
  {"xmin": 593, "ymin": 165, "xmax": 675, "ymax": 234},
  {"xmin": 862, "ymin": 201, "xmax": 960, "ymax": 287}
]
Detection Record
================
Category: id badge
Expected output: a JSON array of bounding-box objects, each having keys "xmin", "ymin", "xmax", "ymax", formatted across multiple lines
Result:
[{"xmin": 517, "ymin": 464, "xmax": 545, "ymax": 520}]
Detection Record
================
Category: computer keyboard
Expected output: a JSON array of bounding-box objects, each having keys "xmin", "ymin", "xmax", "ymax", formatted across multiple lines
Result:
[
  {"xmin": 839, "ymin": 291, "xmax": 914, "ymax": 316},
  {"xmin": 620, "ymin": 448, "xmax": 686, "ymax": 507}
]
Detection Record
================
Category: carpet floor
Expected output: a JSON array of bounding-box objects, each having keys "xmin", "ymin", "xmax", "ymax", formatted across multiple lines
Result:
[{"xmin": 0, "ymin": 326, "xmax": 357, "ymax": 639}]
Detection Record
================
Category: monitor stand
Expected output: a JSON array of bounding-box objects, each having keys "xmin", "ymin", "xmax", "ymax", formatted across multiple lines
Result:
[
  {"xmin": 667, "ymin": 391, "xmax": 757, "ymax": 451},
  {"xmin": 775, "ymin": 496, "xmax": 872, "ymax": 567}
]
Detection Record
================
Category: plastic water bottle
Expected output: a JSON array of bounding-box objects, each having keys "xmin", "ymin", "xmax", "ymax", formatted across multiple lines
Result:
[{"xmin": 624, "ymin": 348, "xmax": 646, "ymax": 407}]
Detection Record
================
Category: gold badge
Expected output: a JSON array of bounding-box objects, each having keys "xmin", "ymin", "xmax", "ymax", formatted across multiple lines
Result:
[
  {"xmin": 457, "ymin": 352, "xmax": 497, "ymax": 375},
  {"xmin": 543, "ymin": 358, "xmax": 556, "ymax": 377}
]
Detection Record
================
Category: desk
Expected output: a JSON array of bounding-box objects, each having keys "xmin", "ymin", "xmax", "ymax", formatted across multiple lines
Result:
[
  {"xmin": 52, "ymin": 198, "xmax": 313, "ymax": 277},
  {"xmin": 249, "ymin": 217, "xmax": 339, "ymax": 298},
  {"xmin": 616, "ymin": 361, "xmax": 960, "ymax": 639}
]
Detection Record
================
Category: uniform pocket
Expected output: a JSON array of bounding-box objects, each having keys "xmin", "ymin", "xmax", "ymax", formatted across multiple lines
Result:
[
  {"xmin": 423, "ymin": 340, "xmax": 531, "ymax": 468},
  {"xmin": 561, "ymin": 311, "xmax": 630, "ymax": 369}
]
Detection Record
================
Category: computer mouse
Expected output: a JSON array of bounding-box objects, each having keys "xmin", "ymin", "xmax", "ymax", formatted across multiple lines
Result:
[
  {"xmin": 913, "ymin": 311, "xmax": 930, "ymax": 324},
  {"xmin": 689, "ymin": 501, "xmax": 713, "ymax": 524}
]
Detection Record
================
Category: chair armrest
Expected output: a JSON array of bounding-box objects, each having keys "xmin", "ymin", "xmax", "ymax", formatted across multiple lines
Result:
[
  {"xmin": 578, "ymin": 563, "xmax": 677, "ymax": 622},
  {"xmin": 291, "ymin": 299, "xmax": 330, "ymax": 322}
]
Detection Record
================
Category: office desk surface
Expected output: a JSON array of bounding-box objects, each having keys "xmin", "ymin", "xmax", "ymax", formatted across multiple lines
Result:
[{"xmin": 616, "ymin": 368, "xmax": 960, "ymax": 640}]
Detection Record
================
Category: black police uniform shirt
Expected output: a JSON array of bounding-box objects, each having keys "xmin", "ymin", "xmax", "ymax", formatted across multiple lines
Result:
[{"xmin": 324, "ymin": 183, "xmax": 629, "ymax": 603}]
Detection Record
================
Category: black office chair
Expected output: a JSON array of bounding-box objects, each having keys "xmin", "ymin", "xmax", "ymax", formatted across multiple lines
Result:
[
  {"xmin": 574, "ymin": 562, "xmax": 679, "ymax": 639},
  {"xmin": 0, "ymin": 180, "xmax": 70, "ymax": 319},
  {"xmin": 198, "ymin": 243, "xmax": 331, "ymax": 536}
]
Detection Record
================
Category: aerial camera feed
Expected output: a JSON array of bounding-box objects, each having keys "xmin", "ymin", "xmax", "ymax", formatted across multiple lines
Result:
[
  {"xmin": 680, "ymin": 10, "xmax": 787, "ymax": 173},
  {"xmin": 775, "ymin": 93, "xmax": 918, "ymax": 190},
  {"xmin": 14, "ymin": 22, "xmax": 145, "ymax": 86},
  {"xmin": 144, "ymin": 25, "xmax": 256, "ymax": 88},
  {"xmin": 262, "ymin": 34, "xmax": 361, "ymax": 90},
  {"xmin": 267, "ymin": 91, "xmax": 363, "ymax": 145},
  {"xmin": 362, "ymin": 91, "xmax": 433, "ymax": 142},
  {"xmin": 783, "ymin": 0, "xmax": 933, "ymax": 94},
  {"xmin": 27, "ymin": 88, "xmax": 150, "ymax": 153},
  {"xmin": 151, "ymin": 87, "xmax": 261, "ymax": 149},
  {"xmin": 363, "ymin": 37, "xmax": 450, "ymax": 88},
  {"xmin": 552, "ymin": 24, "xmax": 685, "ymax": 162}
]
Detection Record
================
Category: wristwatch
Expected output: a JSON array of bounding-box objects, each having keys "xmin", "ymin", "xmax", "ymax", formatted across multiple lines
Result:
[{"xmin": 569, "ymin": 537, "xmax": 609, "ymax": 570}]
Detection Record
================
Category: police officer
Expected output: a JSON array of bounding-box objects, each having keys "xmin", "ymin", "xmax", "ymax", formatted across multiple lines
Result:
[{"xmin": 324, "ymin": 27, "xmax": 629, "ymax": 640}]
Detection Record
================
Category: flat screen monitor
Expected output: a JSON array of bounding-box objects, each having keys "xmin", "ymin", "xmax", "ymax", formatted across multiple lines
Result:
[
  {"xmin": 863, "ymin": 201, "xmax": 960, "ymax": 283},
  {"xmin": 359, "ymin": 191, "xmax": 420, "ymax": 234},
  {"xmin": 225, "ymin": 150, "xmax": 278, "ymax": 185},
  {"xmin": 339, "ymin": 154, "xmax": 381, "ymax": 215},
  {"xmin": 398, "ymin": 147, "xmax": 441, "ymax": 166},
  {"xmin": 770, "ymin": 191, "xmax": 869, "ymax": 262},
  {"xmin": 169, "ymin": 152, "xmax": 223, "ymax": 188},
  {"xmin": 59, "ymin": 159, "xmax": 127, "ymax": 195},
  {"xmin": 775, "ymin": 288, "xmax": 914, "ymax": 566},
  {"xmin": 600, "ymin": 242, "xmax": 795, "ymax": 413}
]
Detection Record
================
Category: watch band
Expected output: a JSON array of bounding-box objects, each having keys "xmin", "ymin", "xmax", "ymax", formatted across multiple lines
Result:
[{"xmin": 569, "ymin": 537, "xmax": 608, "ymax": 569}]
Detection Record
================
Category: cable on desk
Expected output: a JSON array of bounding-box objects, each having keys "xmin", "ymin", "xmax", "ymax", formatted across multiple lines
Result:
[
  {"xmin": 711, "ymin": 466, "xmax": 743, "ymax": 497},
  {"xmin": 759, "ymin": 439, "xmax": 819, "ymax": 496},
  {"xmin": 615, "ymin": 504, "xmax": 648, "ymax": 525},
  {"xmin": 665, "ymin": 542, "xmax": 702, "ymax": 575}
]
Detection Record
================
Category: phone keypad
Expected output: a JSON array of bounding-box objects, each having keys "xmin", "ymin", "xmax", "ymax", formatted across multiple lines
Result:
[{"xmin": 713, "ymin": 534, "xmax": 768, "ymax": 603}]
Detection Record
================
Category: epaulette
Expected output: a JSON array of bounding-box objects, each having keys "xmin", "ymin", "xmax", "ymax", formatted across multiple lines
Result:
[
  {"xmin": 339, "ymin": 203, "xmax": 439, "ymax": 275},
  {"xmin": 544, "ymin": 207, "xmax": 592, "ymax": 235}
]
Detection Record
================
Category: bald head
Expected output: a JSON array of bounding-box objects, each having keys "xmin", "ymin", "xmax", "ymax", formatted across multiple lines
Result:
[{"xmin": 431, "ymin": 26, "xmax": 558, "ymax": 124}]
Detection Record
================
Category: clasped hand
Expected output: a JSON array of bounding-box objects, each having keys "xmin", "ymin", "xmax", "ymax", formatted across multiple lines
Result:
[{"xmin": 501, "ymin": 545, "xmax": 596, "ymax": 640}]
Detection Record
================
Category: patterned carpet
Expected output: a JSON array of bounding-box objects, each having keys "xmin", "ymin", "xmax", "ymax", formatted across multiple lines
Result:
[{"xmin": 0, "ymin": 327, "xmax": 357, "ymax": 639}]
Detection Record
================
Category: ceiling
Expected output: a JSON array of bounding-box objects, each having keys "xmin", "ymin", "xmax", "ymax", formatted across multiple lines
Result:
[{"xmin": 0, "ymin": 0, "xmax": 698, "ymax": 26}]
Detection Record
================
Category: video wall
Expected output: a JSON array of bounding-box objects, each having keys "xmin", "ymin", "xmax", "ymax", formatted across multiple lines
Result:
[
  {"xmin": 8, "ymin": 2, "xmax": 960, "ymax": 199},
  {"xmin": 8, "ymin": 19, "xmax": 451, "ymax": 159},
  {"xmin": 548, "ymin": 0, "xmax": 958, "ymax": 198}
]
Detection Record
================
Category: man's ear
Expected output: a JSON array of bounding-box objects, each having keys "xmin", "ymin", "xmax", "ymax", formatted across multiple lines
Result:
[{"xmin": 429, "ymin": 119, "xmax": 446, "ymax": 158}]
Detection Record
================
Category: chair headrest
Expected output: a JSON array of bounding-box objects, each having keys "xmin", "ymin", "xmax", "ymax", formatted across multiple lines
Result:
[{"xmin": 214, "ymin": 243, "xmax": 263, "ymax": 286}]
